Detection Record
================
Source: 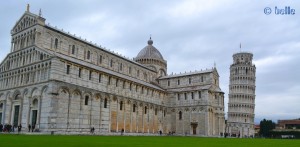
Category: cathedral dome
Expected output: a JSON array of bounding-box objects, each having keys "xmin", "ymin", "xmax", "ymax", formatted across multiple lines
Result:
[{"xmin": 136, "ymin": 38, "xmax": 164, "ymax": 61}]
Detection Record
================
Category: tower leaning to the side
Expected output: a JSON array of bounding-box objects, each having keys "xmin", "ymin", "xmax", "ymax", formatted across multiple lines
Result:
[{"xmin": 227, "ymin": 51, "xmax": 256, "ymax": 138}]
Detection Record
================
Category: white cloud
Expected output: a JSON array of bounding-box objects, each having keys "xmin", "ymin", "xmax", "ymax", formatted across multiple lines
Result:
[{"xmin": 254, "ymin": 55, "xmax": 292, "ymax": 72}]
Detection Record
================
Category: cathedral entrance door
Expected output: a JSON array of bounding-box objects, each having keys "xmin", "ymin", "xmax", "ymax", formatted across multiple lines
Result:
[
  {"xmin": 31, "ymin": 110, "xmax": 37, "ymax": 126},
  {"xmin": 13, "ymin": 105, "xmax": 20, "ymax": 126},
  {"xmin": 191, "ymin": 122, "xmax": 198, "ymax": 135}
]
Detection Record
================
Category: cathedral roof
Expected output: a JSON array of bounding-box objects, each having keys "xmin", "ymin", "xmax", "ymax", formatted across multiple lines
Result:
[
  {"xmin": 159, "ymin": 68, "xmax": 215, "ymax": 79},
  {"xmin": 135, "ymin": 38, "xmax": 164, "ymax": 61}
]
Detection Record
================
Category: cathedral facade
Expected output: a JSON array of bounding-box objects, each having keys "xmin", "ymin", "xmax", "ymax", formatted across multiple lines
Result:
[{"xmin": 0, "ymin": 7, "xmax": 225, "ymax": 136}]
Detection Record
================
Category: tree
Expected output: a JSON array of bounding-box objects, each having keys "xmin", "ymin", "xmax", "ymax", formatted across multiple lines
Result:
[{"xmin": 259, "ymin": 119, "xmax": 276, "ymax": 138}]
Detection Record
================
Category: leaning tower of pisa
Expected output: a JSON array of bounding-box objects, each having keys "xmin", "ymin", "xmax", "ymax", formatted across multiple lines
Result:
[{"xmin": 227, "ymin": 52, "xmax": 256, "ymax": 138}]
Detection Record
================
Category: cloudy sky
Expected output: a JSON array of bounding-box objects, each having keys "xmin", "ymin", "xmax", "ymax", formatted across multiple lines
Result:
[{"xmin": 1, "ymin": 0, "xmax": 299, "ymax": 123}]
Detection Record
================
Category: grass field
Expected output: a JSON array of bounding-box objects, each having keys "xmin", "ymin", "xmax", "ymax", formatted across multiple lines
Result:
[{"xmin": 1, "ymin": 134, "xmax": 300, "ymax": 147}]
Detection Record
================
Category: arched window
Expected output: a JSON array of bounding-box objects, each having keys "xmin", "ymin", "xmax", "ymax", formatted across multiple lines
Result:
[
  {"xmin": 71, "ymin": 45, "xmax": 75, "ymax": 54},
  {"xmin": 32, "ymin": 99, "xmax": 38, "ymax": 108},
  {"xmin": 120, "ymin": 101, "xmax": 123, "ymax": 110},
  {"xmin": 104, "ymin": 98, "xmax": 107, "ymax": 108},
  {"xmin": 15, "ymin": 94, "xmax": 20, "ymax": 100},
  {"xmin": 87, "ymin": 50, "xmax": 91, "ymax": 60},
  {"xmin": 133, "ymin": 104, "xmax": 136, "ymax": 112},
  {"xmin": 54, "ymin": 38, "xmax": 58, "ymax": 49},
  {"xmin": 179, "ymin": 111, "xmax": 182, "ymax": 120},
  {"xmin": 85, "ymin": 96, "xmax": 89, "ymax": 105}
]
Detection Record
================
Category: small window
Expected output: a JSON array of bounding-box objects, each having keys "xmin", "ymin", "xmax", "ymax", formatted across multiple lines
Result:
[
  {"xmin": 164, "ymin": 110, "xmax": 166, "ymax": 117},
  {"xmin": 66, "ymin": 65, "xmax": 70, "ymax": 74},
  {"xmin": 177, "ymin": 93, "xmax": 180, "ymax": 100},
  {"xmin": 116, "ymin": 79, "xmax": 118, "ymax": 87},
  {"xmin": 177, "ymin": 79, "xmax": 180, "ymax": 85},
  {"xmin": 143, "ymin": 73, "xmax": 147, "ymax": 80},
  {"xmin": 40, "ymin": 54, "xmax": 43, "ymax": 60},
  {"xmin": 129, "ymin": 67, "xmax": 132, "ymax": 74},
  {"xmin": 89, "ymin": 70, "xmax": 92, "ymax": 80},
  {"xmin": 87, "ymin": 50, "xmax": 91, "ymax": 60},
  {"xmin": 137, "ymin": 70, "xmax": 140, "ymax": 77},
  {"xmin": 54, "ymin": 38, "xmax": 58, "ymax": 49},
  {"xmin": 129, "ymin": 83, "xmax": 132, "ymax": 91},
  {"xmin": 108, "ymin": 76, "xmax": 111, "ymax": 85},
  {"xmin": 120, "ymin": 101, "xmax": 123, "ymax": 110},
  {"xmin": 85, "ymin": 96, "xmax": 89, "ymax": 105},
  {"xmin": 179, "ymin": 111, "xmax": 182, "ymax": 120},
  {"xmin": 168, "ymin": 80, "xmax": 170, "ymax": 86},
  {"xmin": 110, "ymin": 59, "xmax": 113, "ymax": 67},
  {"xmin": 155, "ymin": 108, "xmax": 157, "ymax": 115},
  {"xmin": 78, "ymin": 68, "xmax": 82, "ymax": 77},
  {"xmin": 133, "ymin": 104, "xmax": 136, "ymax": 112},
  {"xmin": 191, "ymin": 92, "xmax": 194, "ymax": 99},
  {"xmin": 201, "ymin": 76, "xmax": 204, "ymax": 82},
  {"xmin": 144, "ymin": 106, "xmax": 147, "ymax": 114},
  {"xmin": 189, "ymin": 78, "xmax": 191, "ymax": 84},
  {"xmin": 99, "ymin": 55, "xmax": 102, "ymax": 64},
  {"xmin": 72, "ymin": 45, "xmax": 75, "ymax": 54},
  {"xmin": 198, "ymin": 91, "xmax": 202, "ymax": 98},
  {"xmin": 119, "ymin": 63, "xmax": 123, "ymax": 71},
  {"xmin": 99, "ymin": 74, "xmax": 102, "ymax": 83},
  {"xmin": 104, "ymin": 98, "xmax": 107, "ymax": 108},
  {"xmin": 184, "ymin": 93, "xmax": 187, "ymax": 100}
]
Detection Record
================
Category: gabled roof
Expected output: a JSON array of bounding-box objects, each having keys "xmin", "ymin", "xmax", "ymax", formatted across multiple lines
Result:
[
  {"xmin": 159, "ymin": 68, "xmax": 214, "ymax": 79},
  {"xmin": 11, "ymin": 11, "xmax": 40, "ymax": 34},
  {"xmin": 166, "ymin": 85, "xmax": 211, "ymax": 92},
  {"xmin": 44, "ymin": 25, "xmax": 157, "ymax": 73}
]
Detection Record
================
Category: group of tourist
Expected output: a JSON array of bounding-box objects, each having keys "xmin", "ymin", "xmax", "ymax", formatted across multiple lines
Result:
[
  {"xmin": 0, "ymin": 124, "xmax": 22, "ymax": 133},
  {"xmin": 0, "ymin": 123, "xmax": 37, "ymax": 133}
]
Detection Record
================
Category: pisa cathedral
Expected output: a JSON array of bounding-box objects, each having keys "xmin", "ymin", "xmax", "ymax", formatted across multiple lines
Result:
[{"xmin": 0, "ymin": 7, "xmax": 226, "ymax": 136}]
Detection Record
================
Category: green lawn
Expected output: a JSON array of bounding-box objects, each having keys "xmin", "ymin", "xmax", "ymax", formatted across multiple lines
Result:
[{"xmin": 0, "ymin": 134, "xmax": 300, "ymax": 147}]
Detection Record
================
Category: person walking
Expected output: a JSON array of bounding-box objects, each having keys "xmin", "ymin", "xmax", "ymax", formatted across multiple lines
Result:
[
  {"xmin": 0, "ymin": 124, "xmax": 3, "ymax": 132},
  {"xmin": 28, "ymin": 124, "xmax": 31, "ymax": 132},
  {"xmin": 32, "ymin": 124, "xmax": 35, "ymax": 132},
  {"xmin": 18, "ymin": 124, "xmax": 22, "ymax": 133}
]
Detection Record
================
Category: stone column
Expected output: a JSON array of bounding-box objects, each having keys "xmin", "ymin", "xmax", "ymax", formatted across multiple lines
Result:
[
  {"xmin": 99, "ymin": 98, "xmax": 102, "ymax": 132},
  {"xmin": 2, "ymin": 100, "xmax": 7, "ymax": 124},
  {"xmin": 205, "ymin": 109, "xmax": 209, "ymax": 136},
  {"xmin": 116, "ymin": 98, "xmax": 119, "ymax": 132},
  {"xmin": 36, "ymin": 96, "xmax": 42, "ymax": 129},
  {"xmin": 108, "ymin": 97, "xmax": 111, "ymax": 133}
]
